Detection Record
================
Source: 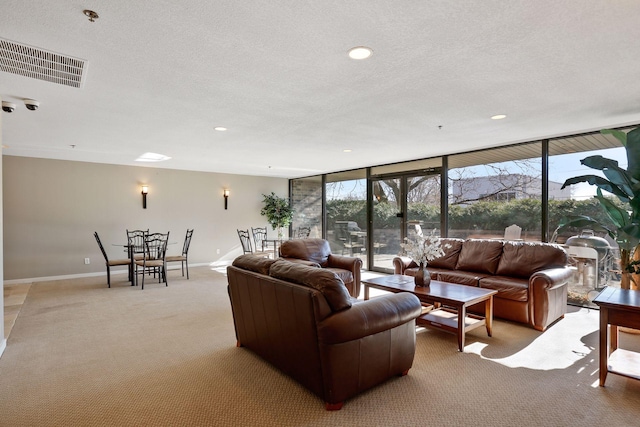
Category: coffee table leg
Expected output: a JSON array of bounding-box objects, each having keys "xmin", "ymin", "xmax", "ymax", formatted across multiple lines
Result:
[
  {"xmin": 364, "ymin": 285, "xmax": 370, "ymax": 300},
  {"xmin": 458, "ymin": 305, "xmax": 466, "ymax": 352},
  {"xmin": 485, "ymin": 296, "xmax": 494, "ymax": 337}
]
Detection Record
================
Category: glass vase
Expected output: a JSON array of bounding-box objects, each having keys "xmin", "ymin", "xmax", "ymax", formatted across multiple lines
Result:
[{"xmin": 414, "ymin": 262, "xmax": 431, "ymax": 287}]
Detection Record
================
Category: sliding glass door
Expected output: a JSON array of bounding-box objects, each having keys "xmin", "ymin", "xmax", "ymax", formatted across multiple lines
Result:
[
  {"xmin": 370, "ymin": 172, "xmax": 441, "ymax": 272},
  {"xmin": 371, "ymin": 178, "xmax": 402, "ymax": 271}
]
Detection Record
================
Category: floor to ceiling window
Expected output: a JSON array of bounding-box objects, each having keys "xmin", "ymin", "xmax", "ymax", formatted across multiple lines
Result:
[
  {"xmin": 548, "ymin": 132, "xmax": 626, "ymax": 307},
  {"xmin": 325, "ymin": 170, "xmax": 368, "ymax": 269},
  {"xmin": 447, "ymin": 144, "xmax": 543, "ymax": 241},
  {"xmin": 289, "ymin": 126, "xmax": 634, "ymax": 302}
]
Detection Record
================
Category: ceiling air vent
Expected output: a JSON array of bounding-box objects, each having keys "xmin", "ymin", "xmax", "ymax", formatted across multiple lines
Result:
[{"xmin": 0, "ymin": 38, "xmax": 87, "ymax": 88}]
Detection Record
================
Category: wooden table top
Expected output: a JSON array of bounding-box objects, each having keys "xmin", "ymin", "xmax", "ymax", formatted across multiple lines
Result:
[
  {"xmin": 362, "ymin": 274, "xmax": 497, "ymax": 305},
  {"xmin": 593, "ymin": 286, "xmax": 640, "ymax": 310}
]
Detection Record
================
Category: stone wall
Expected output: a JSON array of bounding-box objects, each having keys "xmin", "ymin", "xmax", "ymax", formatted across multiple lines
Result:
[{"xmin": 291, "ymin": 178, "xmax": 323, "ymax": 238}]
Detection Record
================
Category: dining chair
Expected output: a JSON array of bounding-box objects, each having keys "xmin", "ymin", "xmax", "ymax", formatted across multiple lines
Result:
[
  {"xmin": 504, "ymin": 224, "xmax": 522, "ymax": 241},
  {"xmin": 94, "ymin": 232, "xmax": 131, "ymax": 288},
  {"xmin": 296, "ymin": 226, "xmax": 311, "ymax": 239},
  {"xmin": 126, "ymin": 229, "xmax": 149, "ymax": 281},
  {"xmin": 238, "ymin": 229, "xmax": 270, "ymax": 257},
  {"xmin": 126, "ymin": 229, "xmax": 148, "ymax": 260},
  {"xmin": 251, "ymin": 227, "xmax": 275, "ymax": 253},
  {"xmin": 334, "ymin": 222, "xmax": 364, "ymax": 256},
  {"xmin": 134, "ymin": 232, "xmax": 169, "ymax": 289},
  {"xmin": 166, "ymin": 229, "xmax": 193, "ymax": 279}
]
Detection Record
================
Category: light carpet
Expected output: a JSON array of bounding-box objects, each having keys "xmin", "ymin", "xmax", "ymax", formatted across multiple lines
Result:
[{"xmin": 1, "ymin": 267, "xmax": 640, "ymax": 426}]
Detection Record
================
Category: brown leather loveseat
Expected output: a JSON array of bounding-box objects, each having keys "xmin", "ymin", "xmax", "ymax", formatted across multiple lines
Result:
[
  {"xmin": 393, "ymin": 239, "xmax": 572, "ymax": 331},
  {"xmin": 227, "ymin": 254, "xmax": 422, "ymax": 410},
  {"xmin": 278, "ymin": 238, "xmax": 363, "ymax": 298}
]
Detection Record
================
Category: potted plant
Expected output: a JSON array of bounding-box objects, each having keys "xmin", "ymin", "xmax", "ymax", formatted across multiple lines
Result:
[
  {"xmin": 260, "ymin": 192, "xmax": 294, "ymax": 238},
  {"xmin": 559, "ymin": 127, "xmax": 640, "ymax": 289}
]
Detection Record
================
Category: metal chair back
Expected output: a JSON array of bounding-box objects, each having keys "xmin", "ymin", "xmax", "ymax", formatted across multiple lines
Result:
[
  {"xmin": 126, "ymin": 229, "xmax": 148, "ymax": 257},
  {"xmin": 237, "ymin": 229, "xmax": 253, "ymax": 254},
  {"xmin": 181, "ymin": 229, "xmax": 194, "ymax": 256},
  {"xmin": 145, "ymin": 232, "xmax": 169, "ymax": 261},
  {"xmin": 251, "ymin": 227, "xmax": 268, "ymax": 251},
  {"xmin": 296, "ymin": 226, "xmax": 311, "ymax": 239},
  {"xmin": 94, "ymin": 232, "xmax": 110, "ymax": 263}
]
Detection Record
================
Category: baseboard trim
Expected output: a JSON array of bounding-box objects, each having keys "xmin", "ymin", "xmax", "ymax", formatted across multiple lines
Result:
[{"xmin": 3, "ymin": 262, "xmax": 223, "ymax": 285}]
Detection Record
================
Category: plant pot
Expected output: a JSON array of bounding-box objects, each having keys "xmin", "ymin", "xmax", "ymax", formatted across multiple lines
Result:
[{"xmin": 414, "ymin": 262, "xmax": 431, "ymax": 287}]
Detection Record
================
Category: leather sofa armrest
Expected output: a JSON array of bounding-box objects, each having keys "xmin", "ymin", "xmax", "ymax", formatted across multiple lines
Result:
[
  {"xmin": 317, "ymin": 293, "xmax": 421, "ymax": 345},
  {"xmin": 393, "ymin": 256, "xmax": 417, "ymax": 274},
  {"xmin": 529, "ymin": 267, "xmax": 573, "ymax": 331},
  {"xmin": 327, "ymin": 254, "xmax": 362, "ymax": 271},
  {"xmin": 327, "ymin": 254, "xmax": 363, "ymax": 297},
  {"xmin": 530, "ymin": 267, "xmax": 574, "ymax": 290}
]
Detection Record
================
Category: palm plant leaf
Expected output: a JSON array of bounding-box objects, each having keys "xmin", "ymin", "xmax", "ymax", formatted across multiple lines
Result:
[
  {"xmin": 580, "ymin": 155, "xmax": 635, "ymax": 197},
  {"xmin": 626, "ymin": 127, "xmax": 640, "ymax": 180},
  {"xmin": 631, "ymin": 197, "xmax": 640, "ymax": 222},
  {"xmin": 561, "ymin": 175, "xmax": 630, "ymax": 202},
  {"xmin": 602, "ymin": 127, "xmax": 640, "ymax": 181},
  {"xmin": 601, "ymin": 128, "xmax": 627, "ymax": 145},
  {"xmin": 620, "ymin": 225, "xmax": 640, "ymax": 244},
  {"xmin": 594, "ymin": 188, "xmax": 629, "ymax": 229}
]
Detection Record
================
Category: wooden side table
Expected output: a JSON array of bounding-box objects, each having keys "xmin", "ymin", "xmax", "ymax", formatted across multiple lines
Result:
[{"xmin": 593, "ymin": 286, "xmax": 640, "ymax": 386}]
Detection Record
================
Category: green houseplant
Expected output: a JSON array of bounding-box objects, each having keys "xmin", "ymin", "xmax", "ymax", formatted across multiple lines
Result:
[
  {"xmin": 559, "ymin": 127, "xmax": 640, "ymax": 289},
  {"xmin": 260, "ymin": 192, "xmax": 294, "ymax": 238}
]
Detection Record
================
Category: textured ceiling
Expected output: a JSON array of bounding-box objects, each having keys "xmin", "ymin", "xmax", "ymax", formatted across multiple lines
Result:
[{"xmin": 1, "ymin": 1, "xmax": 639, "ymax": 178}]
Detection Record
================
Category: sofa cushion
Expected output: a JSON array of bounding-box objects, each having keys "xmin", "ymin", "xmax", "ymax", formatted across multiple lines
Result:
[
  {"xmin": 279, "ymin": 238, "xmax": 331, "ymax": 267},
  {"xmin": 280, "ymin": 258, "xmax": 321, "ymax": 268},
  {"xmin": 496, "ymin": 241, "xmax": 568, "ymax": 278},
  {"xmin": 269, "ymin": 260, "xmax": 352, "ymax": 312},
  {"xmin": 479, "ymin": 276, "xmax": 529, "ymax": 302},
  {"xmin": 437, "ymin": 270, "xmax": 489, "ymax": 287},
  {"xmin": 232, "ymin": 254, "xmax": 277, "ymax": 275},
  {"xmin": 428, "ymin": 238, "xmax": 464, "ymax": 270},
  {"xmin": 456, "ymin": 239, "xmax": 504, "ymax": 274}
]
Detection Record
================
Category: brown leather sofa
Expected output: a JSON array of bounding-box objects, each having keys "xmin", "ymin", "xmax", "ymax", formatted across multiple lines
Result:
[
  {"xmin": 393, "ymin": 239, "xmax": 572, "ymax": 331},
  {"xmin": 278, "ymin": 238, "xmax": 363, "ymax": 298},
  {"xmin": 227, "ymin": 254, "xmax": 422, "ymax": 410}
]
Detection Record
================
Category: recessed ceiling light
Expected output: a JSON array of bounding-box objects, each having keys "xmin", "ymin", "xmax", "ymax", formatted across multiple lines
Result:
[
  {"xmin": 135, "ymin": 152, "xmax": 171, "ymax": 162},
  {"xmin": 491, "ymin": 114, "xmax": 507, "ymax": 120},
  {"xmin": 343, "ymin": 149, "xmax": 352, "ymax": 153},
  {"xmin": 348, "ymin": 46, "xmax": 373, "ymax": 60},
  {"xmin": 214, "ymin": 126, "xmax": 227, "ymax": 131}
]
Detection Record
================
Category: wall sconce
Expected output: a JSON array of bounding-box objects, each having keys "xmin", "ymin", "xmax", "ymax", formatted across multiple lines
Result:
[
  {"xmin": 223, "ymin": 189, "xmax": 230, "ymax": 210},
  {"xmin": 141, "ymin": 185, "xmax": 149, "ymax": 209}
]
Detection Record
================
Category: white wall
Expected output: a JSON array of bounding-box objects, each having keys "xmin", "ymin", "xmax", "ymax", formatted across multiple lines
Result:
[{"xmin": 2, "ymin": 156, "xmax": 288, "ymax": 281}]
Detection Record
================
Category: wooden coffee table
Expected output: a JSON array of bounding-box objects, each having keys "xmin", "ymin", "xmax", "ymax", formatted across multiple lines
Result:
[{"xmin": 362, "ymin": 274, "xmax": 497, "ymax": 352}]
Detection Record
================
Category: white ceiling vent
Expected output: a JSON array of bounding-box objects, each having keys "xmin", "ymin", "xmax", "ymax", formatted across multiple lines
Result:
[{"xmin": 0, "ymin": 38, "xmax": 87, "ymax": 88}]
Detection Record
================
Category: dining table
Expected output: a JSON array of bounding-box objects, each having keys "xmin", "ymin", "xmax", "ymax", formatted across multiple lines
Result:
[
  {"xmin": 112, "ymin": 240, "xmax": 177, "ymax": 284},
  {"xmin": 264, "ymin": 238, "xmax": 291, "ymax": 258}
]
